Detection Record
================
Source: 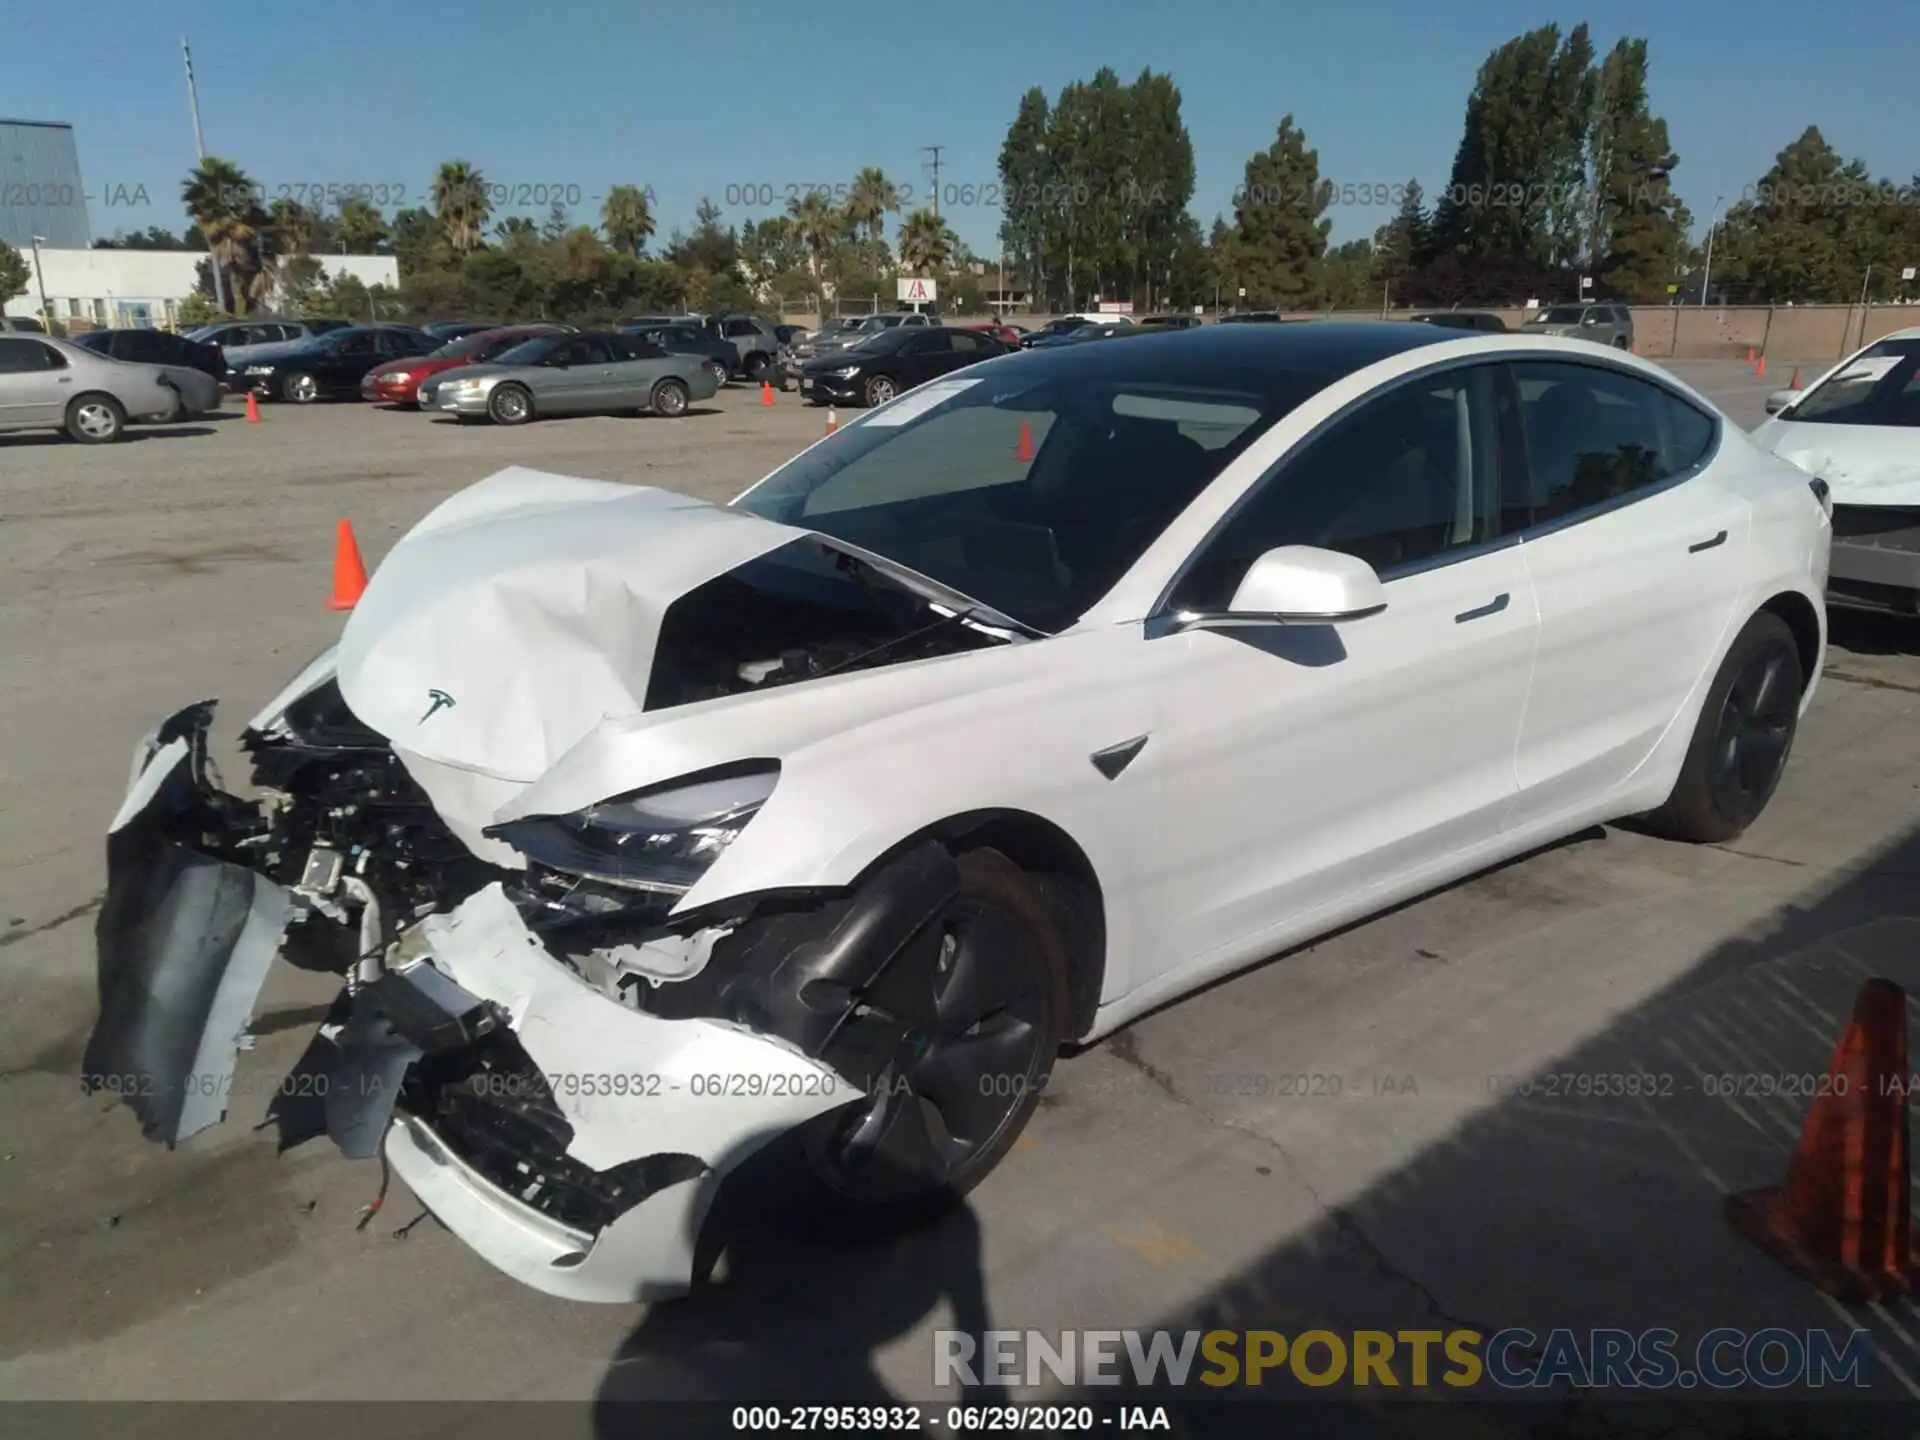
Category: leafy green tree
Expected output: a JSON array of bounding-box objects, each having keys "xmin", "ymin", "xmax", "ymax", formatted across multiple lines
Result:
[
  {"xmin": 1231, "ymin": 116, "xmax": 1330, "ymax": 308},
  {"xmin": 601, "ymin": 184, "xmax": 657, "ymax": 256},
  {"xmin": 1430, "ymin": 23, "xmax": 1596, "ymax": 267},
  {"xmin": 897, "ymin": 209, "xmax": 957, "ymax": 273},
  {"xmin": 785, "ymin": 189, "xmax": 842, "ymax": 278},
  {"xmin": 664, "ymin": 198, "xmax": 739, "ymax": 276},
  {"xmin": 1317, "ymin": 239, "xmax": 1376, "ymax": 309},
  {"xmin": 334, "ymin": 197, "xmax": 390, "ymax": 254},
  {"xmin": 0, "ymin": 239, "xmax": 30, "ymax": 307},
  {"xmin": 1714, "ymin": 127, "xmax": 1872, "ymax": 301},
  {"xmin": 391, "ymin": 207, "xmax": 443, "ymax": 275},
  {"xmin": 494, "ymin": 215, "xmax": 539, "ymax": 245},
  {"xmin": 844, "ymin": 168, "xmax": 902, "ymax": 246},
  {"xmin": 431, "ymin": 160, "xmax": 492, "ymax": 254},
  {"xmin": 1585, "ymin": 38, "xmax": 1689, "ymax": 300},
  {"xmin": 540, "ymin": 201, "xmax": 571, "ymax": 243},
  {"xmin": 997, "ymin": 87, "xmax": 1053, "ymax": 305},
  {"xmin": 1370, "ymin": 179, "xmax": 1430, "ymax": 299}
]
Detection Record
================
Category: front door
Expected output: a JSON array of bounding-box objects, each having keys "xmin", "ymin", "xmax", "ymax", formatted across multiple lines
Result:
[
  {"xmin": 0, "ymin": 336, "xmax": 73, "ymax": 427},
  {"xmin": 1139, "ymin": 361, "xmax": 1539, "ymax": 972}
]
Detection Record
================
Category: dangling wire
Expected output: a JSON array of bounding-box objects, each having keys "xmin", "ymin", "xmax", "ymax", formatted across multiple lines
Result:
[{"xmin": 355, "ymin": 1152, "xmax": 392, "ymax": 1231}]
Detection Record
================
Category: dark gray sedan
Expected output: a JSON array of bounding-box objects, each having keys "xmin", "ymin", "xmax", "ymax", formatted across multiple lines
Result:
[{"xmin": 419, "ymin": 331, "xmax": 720, "ymax": 424}]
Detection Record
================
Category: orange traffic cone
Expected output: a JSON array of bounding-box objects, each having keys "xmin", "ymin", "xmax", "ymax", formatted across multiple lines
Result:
[
  {"xmin": 1756, "ymin": 355, "xmax": 1767, "ymax": 377},
  {"xmin": 326, "ymin": 519, "xmax": 369, "ymax": 612},
  {"xmin": 826, "ymin": 407, "xmax": 838, "ymax": 435},
  {"xmin": 245, "ymin": 391, "xmax": 261, "ymax": 423},
  {"xmin": 1790, "ymin": 367, "xmax": 1803, "ymax": 390},
  {"xmin": 1725, "ymin": 977, "xmax": 1916, "ymax": 1302},
  {"xmin": 761, "ymin": 380, "xmax": 775, "ymax": 407},
  {"xmin": 1014, "ymin": 419, "xmax": 1034, "ymax": 463}
]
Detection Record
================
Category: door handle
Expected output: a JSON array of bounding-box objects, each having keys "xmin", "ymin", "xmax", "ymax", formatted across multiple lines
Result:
[
  {"xmin": 57, "ymin": 375, "xmax": 72, "ymax": 383},
  {"xmin": 1688, "ymin": 530, "xmax": 1728, "ymax": 553},
  {"xmin": 1455, "ymin": 593, "xmax": 1510, "ymax": 623}
]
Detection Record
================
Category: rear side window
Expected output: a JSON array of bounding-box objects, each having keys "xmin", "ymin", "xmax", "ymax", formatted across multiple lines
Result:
[{"xmin": 1506, "ymin": 362, "xmax": 1716, "ymax": 529}]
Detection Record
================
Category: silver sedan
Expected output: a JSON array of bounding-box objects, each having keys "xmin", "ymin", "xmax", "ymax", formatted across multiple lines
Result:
[
  {"xmin": 419, "ymin": 330, "xmax": 720, "ymax": 425},
  {"xmin": 0, "ymin": 333, "xmax": 220, "ymax": 443}
]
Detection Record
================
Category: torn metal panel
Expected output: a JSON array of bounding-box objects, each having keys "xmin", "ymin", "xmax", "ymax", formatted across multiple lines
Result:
[{"xmin": 86, "ymin": 724, "xmax": 295, "ymax": 1145}]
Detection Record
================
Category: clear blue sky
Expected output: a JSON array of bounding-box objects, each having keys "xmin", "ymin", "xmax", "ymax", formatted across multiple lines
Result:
[{"xmin": 6, "ymin": 0, "xmax": 1917, "ymax": 257}]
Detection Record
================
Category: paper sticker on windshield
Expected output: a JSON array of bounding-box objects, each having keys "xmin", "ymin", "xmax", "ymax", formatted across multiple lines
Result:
[
  {"xmin": 1831, "ymin": 357, "xmax": 1902, "ymax": 385},
  {"xmin": 863, "ymin": 378, "xmax": 982, "ymax": 427}
]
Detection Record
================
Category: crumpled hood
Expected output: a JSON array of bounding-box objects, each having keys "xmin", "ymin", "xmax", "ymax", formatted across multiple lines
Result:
[
  {"xmin": 334, "ymin": 467, "xmax": 808, "ymax": 782},
  {"xmin": 1749, "ymin": 417, "xmax": 1920, "ymax": 507}
]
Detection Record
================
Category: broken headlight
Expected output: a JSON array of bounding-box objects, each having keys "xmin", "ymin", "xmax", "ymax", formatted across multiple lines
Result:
[
  {"xmin": 277, "ymin": 678, "xmax": 386, "ymax": 751},
  {"xmin": 487, "ymin": 761, "xmax": 778, "ymax": 897}
]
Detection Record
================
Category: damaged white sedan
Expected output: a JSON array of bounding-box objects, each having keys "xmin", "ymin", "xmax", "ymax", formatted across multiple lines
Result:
[{"xmin": 86, "ymin": 324, "xmax": 1832, "ymax": 1302}]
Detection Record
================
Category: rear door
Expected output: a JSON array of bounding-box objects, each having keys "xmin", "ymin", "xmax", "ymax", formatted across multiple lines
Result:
[
  {"xmin": 942, "ymin": 329, "xmax": 995, "ymax": 377},
  {"xmin": 322, "ymin": 331, "xmax": 380, "ymax": 390},
  {"xmin": 1504, "ymin": 359, "xmax": 1745, "ymax": 828},
  {"xmin": 601, "ymin": 334, "xmax": 667, "ymax": 408},
  {"xmin": 895, "ymin": 329, "xmax": 953, "ymax": 387},
  {"xmin": 0, "ymin": 336, "xmax": 73, "ymax": 426}
]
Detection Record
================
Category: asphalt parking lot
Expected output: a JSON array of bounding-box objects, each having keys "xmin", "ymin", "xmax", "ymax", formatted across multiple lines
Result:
[{"xmin": 4, "ymin": 361, "xmax": 1919, "ymax": 1427}]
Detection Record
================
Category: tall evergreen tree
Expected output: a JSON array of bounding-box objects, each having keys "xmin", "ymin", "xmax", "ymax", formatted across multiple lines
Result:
[{"xmin": 1231, "ymin": 116, "xmax": 1330, "ymax": 308}]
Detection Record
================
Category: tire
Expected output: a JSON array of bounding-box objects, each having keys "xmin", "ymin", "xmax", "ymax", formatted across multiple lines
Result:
[
  {"xmin": 863, "ymin": 373, "xmax": 898, "ymax": 408},
  {"xmin": 744, "ymin": 352, "xmax": 771, "ymax": 380},
  {"xmin": 1613, "ymin": 336, "xmax": 1630, "ymax": 349},
  {"xmin": 1642, "ymin": 611, "xmax": 1803, "ymax": 843},
  {"xmin": 487, "ymin": 383, "xmax": 533, "ymax": 426},
  {"xmin": 282, "ymin": 371, "xmax": 320, "ymax": 404},
  {"xmin": 772, "ymin": 847, "xmax": 1071, "ymax": 1232},
  {"xmin": 650, "ymin": 378, "xmax": 690, "ymax": 417},
  {"xmin": 66, "ymin": 392, "xmax": 126, "ymax": 443}
]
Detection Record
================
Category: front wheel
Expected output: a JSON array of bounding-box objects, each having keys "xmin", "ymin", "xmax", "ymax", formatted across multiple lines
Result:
[
  {"xmin": 791, "ymin": 847, "xmax": 1069, "ymax": 1227},
  {"xmin": 1642, "ymin": 611, "xmax": 1803, "ymax": 842},
  {"xmin": 66, "ymin": 393, "xmax": 126, "ymax": 443},
  {"xmin": 1613, "ymin": 336, "xmax": 1630, "ymax": 349},
  {"xmin": 282, "ymin": 371, "xmax": 320, "ymax": 404},
  {"xmin": 650, "ymin": 378, "xmax": 689, "ymax": 417},
  {"xmin": 487, "ymin": 383, "xmax": 532, "ymax": 426},
  {"xmin": 863, "ymin": 374, "xmax": 898, "ymax": 407},
  {"xmin": 744, "ymin": 352, "xmax": 771, "ymax": 381}
]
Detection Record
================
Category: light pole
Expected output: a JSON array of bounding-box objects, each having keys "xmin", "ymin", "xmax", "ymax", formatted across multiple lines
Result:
[
  {"xmin": 29, "ymin": 235, "xmax": 50, "ymax": 329},
  {"xmin": 1699, "ymin": 194, "xmax": 1725, "ymax": 307}
]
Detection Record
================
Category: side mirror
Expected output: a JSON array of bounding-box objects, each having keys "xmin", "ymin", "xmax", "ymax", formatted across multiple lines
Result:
[
  {"xmin": 1764, "ymin": 390, "xmax": 1797, "ymax": 416},
  {"xmin": 1179, "ymin": 546, "xmax": 1388, "ymax": 629}
]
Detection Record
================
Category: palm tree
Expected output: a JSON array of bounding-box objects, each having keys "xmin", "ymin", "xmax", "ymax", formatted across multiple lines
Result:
[
  {"xmin": 785, "ymin": 189, "xmax": 840, "ymax": 278},
  {"xmin": 896, "ymin": 208, "xmax": 957, "ymax": 275},
  {"xmin": 431, "ymin": 160, "xmax": 492, "ymax": 255},
  {"xmin": 334, "ymin": 197, "xmax": 390, "ymax": 254},
  {"xmin": 844, "ymin": 167, "xmax": 902, "ymax": 246},
  {"xmin": 182, "ymin": 157, "xmax": 259, "ymax": 313},
  {"xmin": 601, "ymin": 184, "xmax": 656, "ymax": 257}
]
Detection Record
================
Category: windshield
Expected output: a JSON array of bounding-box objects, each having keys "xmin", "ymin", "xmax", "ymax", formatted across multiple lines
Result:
[
  {"xmin": 434, "ymin": 331, "xmax": 503, "ymax": 359},
  {"xmin": 489, "ymin": 336, "xmax": 562, "ymax": 366},
  {"xmin": 1533, "ymin": 307, "xmax": 1586, "ymax": 324},
  {"xmin": 1787, "ymin": 340, "xmax": 1920, "ymax": 426},
  {"xmin": 733, "ymin": 353, "xmax": 1339, "ymax": 630}
]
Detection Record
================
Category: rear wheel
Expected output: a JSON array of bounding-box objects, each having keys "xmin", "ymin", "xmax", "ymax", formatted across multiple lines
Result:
[
  {"xmin": 1643, "ymin": 611, "xmax": 1803, "ymax": 842},
  {"xmin": 785, "ymin": 847, "xmax": 1069, "ymax": 1228},
  {"xmin": 650, "ymin": 378, "xmax": 689, "ymax": 417},
  {"xmin": 487, "ymin": 383, "xmax": 532, "ymax": 425},
  {"xmin": 744, "ymin": 352, "xmax": 771, "ymax": 381},
  {"xmin": 67, "ymin": 393, "xmax": 126, "ymax": 442}
]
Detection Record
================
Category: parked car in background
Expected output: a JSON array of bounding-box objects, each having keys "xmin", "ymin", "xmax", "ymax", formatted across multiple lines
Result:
[
  {"xmin": 710, "ymin": 314, "xmax": 785, "ymax": 382},
  {"xmin": 1138, "ymin": 314, "xmax": 1203, "ymax": 330},
  {"xmin": 420, "ymin": 322, "xmax": 501, "ymax": 342},
  {"xmin": 186, "ymin": 318, "xmax": 350, "ymax": 370},
  {"xmin": 797, "ymin": 324, "xmax": 1008, "ymax": 407},
  {"xmin": 780, "ymin": 313, "xmax": 937, "ymax": 387},
  {"xmin": 1524, "ymin": 302, "xmax": 1633, "ymax": 349},
  {"xmin": 1752, "ymin": 329, "xmax": 1920, "ymax": 615},
  {"xmin": 1019, "ymin": 316, "xmax": 1097, "ymax": 348},
  {"xmin": 237, "ymin": 324, "xmax": 439, "ymax": 403},
  {"xmin": 0, "ymin": 316, "xmax": 48, "ymax": 333},
  {"xmin": 1022, "ymin": 321, "xmax": 1146, "ymax": 351},
  {"xmin": 73, "ymin": 327, "xmax": 229, "ymax": 385},
  {"xmin": 620, "ymin": 321, "xmax": 736, "ymax": 385},
  {"xmin": 361, "ymin": 324, "xmax": 572, "ymax": 408},
  {"xmin": 773, "ymin": 324, "xmax": 809, "ymax": 346},
  {"xmin": 0, "ymin": 333, "xmax": 219, "ymax": 441},
  {"xmin": 1218, "ymin": 311, "xmax": 1285, "ymax": 324},
  {"xmin": 418, "ymin": 330, "xmax": 719, "ymax": 423},
  {"xmin": 1411, "ymin": 311, "xmax": 1509, "ymax": 333}
]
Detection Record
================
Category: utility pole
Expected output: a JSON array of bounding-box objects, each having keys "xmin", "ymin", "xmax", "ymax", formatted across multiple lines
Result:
[
  {"xmin": 29, "ymin": 236, "xmax": 50, "ymax": 329},
  {"xmin": 183, "ymin": 38, "xmax": 230, "ymax": 315},
  {"xmin": 923, "ymin": 146, "xmax": 944, "ymax": 220},
  {"xmin": 1699, "ymin": 194, "xmax": 1725, "ymax": 308}
]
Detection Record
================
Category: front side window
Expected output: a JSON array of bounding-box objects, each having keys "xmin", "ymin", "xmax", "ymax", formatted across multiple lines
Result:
[
  {"xmin": 736, "ymin": 357, "xmax": 1331, "ymax": 630},
  {"xmin": 1170, "ymin": 365, "xmax": 1504, "ymax": 612},
  {"xmin": 1506, "ymin": 361, "xmax": 1715, "ymax": 528},
  {"xmin": 0, "ymin": 337, "xmax": 61, "ymax": 373},
  {"xmin": 1787, "ymin": 341, "xmax": 1920, "ymax": 427}
]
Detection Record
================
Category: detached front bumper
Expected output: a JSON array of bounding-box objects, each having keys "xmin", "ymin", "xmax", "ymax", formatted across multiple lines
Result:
[
  {"xmin": 374, "ymin": 884, "xmax": 861, "ymax": 1302},
  {"xmin": 1827, "ymin": 506, "xmax": 1920, "ymax": 611}
]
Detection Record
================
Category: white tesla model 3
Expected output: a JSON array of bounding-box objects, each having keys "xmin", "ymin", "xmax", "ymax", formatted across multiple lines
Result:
[{"xmin": 89, "ymin": 322, "xmax": 1832, "ymax": 1301}]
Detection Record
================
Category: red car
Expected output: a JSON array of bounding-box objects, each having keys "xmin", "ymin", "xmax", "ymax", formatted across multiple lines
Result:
[
  {"xmin": 971, "ymin": 322, "xmax": 1021, "ymax": 346},
  {"xmin": 360, "ymin": 324, "xmax": 570, "ymax": 407}
]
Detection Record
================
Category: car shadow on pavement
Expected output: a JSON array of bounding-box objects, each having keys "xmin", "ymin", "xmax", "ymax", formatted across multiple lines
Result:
[
  {"xmin": 1827, "ymin": 609, "xmax": 1920, "ymax": 658},
  {"xmin": 594, "ymin": 1168, "xmax": 999, "ymax": 1433},
  {"xmin": 0, "ymin": 426, "xmax": 218, "ymax": 448},
  {"xmin": 1052, "ymin": 819, "xmax": 1920, "ymax": 1433}
]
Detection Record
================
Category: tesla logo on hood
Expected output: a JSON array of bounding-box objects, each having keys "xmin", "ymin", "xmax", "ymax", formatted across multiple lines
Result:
[{"xmin": 419, "ymin": 689, "xmax": 456, "ymax": 723}]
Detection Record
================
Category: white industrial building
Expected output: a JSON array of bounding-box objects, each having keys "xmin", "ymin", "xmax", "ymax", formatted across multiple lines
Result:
[{"xmin": 5, "ymin": 247, "xmax": 400, "ymax": 329}]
